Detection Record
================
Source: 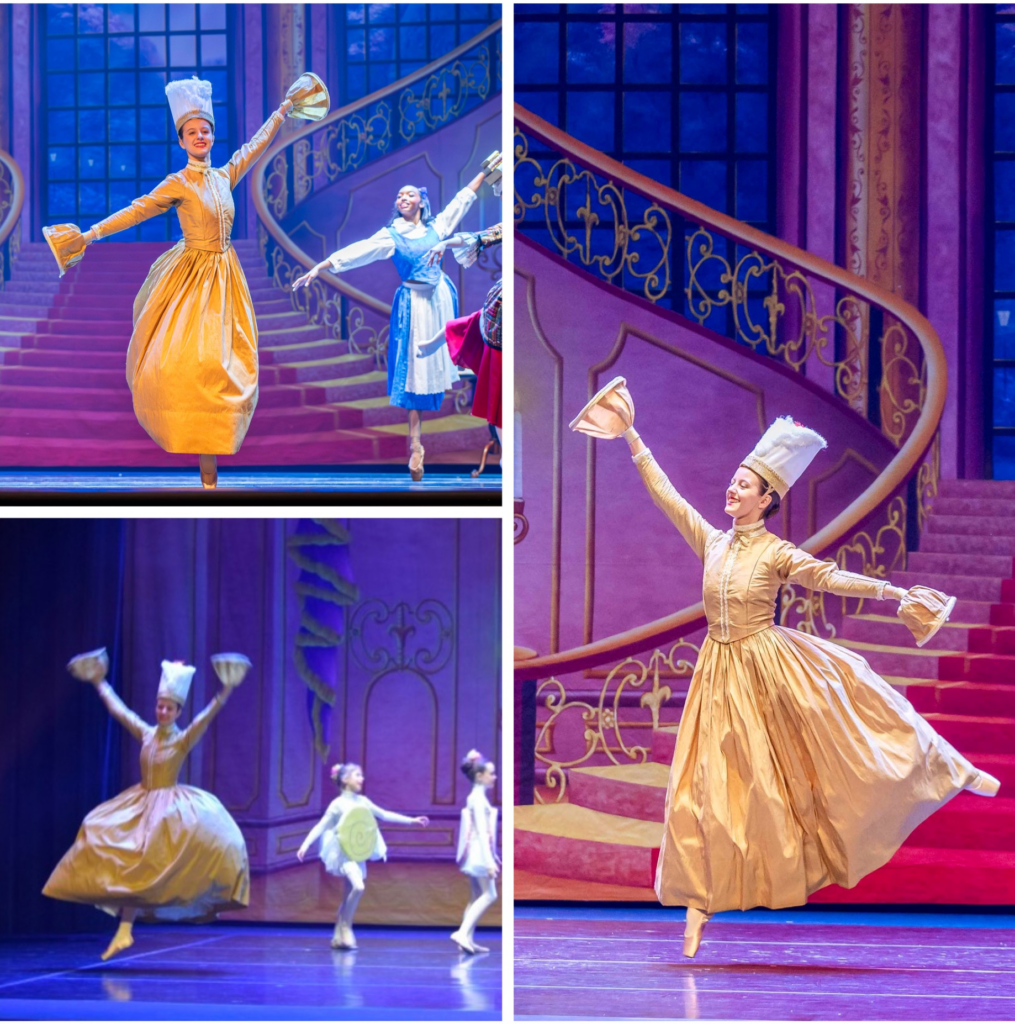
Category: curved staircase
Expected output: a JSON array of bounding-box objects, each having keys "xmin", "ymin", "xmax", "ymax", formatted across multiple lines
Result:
[
  {"xmin": 517, "ymin": 477, "xmax": 1015, "ymax": 904},
  {"xmin": 0, "ymin": 240, "xmax": 489, "ymax": 467}
]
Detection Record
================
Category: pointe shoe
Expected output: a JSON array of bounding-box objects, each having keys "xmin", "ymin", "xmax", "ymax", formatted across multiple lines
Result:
[
  {"xmin": 199, "ymin": 455, "xmax": 217, "ymax": 490},
  {"xmin": 966, "ymin": 771, "xmax": 1001, "ymax": 797},
  {"xmin": 450, "ymin": 929, "xmax": 477, "ymax": 954},
  {"xmin": 683, "ymin": 907, "xmax": 711, "ymax": 959},
  {"xmin": 409, "ymin": 440, "xmax": 425, "ymax": 482},
  {"xmin": 100, "ymin": 931, "xmax": 134, "ymax": 962}
]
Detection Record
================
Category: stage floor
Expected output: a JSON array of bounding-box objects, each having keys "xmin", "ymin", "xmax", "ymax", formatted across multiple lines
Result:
[
  {"xmin": 0, "ymin": 467, "xmax": 502, "ymax": 506},
  {"xmin": 0, "ymin": 923, "xmax": 501, "ymax": 1020},
  {"xmin": 515, "ymin": 904, "xmax": 1015, "ymax": 1021}
]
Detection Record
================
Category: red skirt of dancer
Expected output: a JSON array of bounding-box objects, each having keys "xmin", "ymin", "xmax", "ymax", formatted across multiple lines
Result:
[{"xmin": 445, "ymin": 281, "xmax": 502, "ymax": 429}]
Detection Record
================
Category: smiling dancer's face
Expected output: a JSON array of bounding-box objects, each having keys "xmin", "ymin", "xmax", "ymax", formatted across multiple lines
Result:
[
  {"xmin": 395, "ymin": 186, "xmax": 422, "ymax": 222},
  {"xmin": 178, "ymin": 119, "xmax": 215, "ymax": 161},
  {"xmin": 155, "ymin": 697, "xmax": 181, "ymax": 727},
  {"xmin": 343, "ymin": 767, "xmax": 365, "ymax": 793},
  {"xmin": 725, "ymin": 466, "xmax": 772, "ymax": 524}
]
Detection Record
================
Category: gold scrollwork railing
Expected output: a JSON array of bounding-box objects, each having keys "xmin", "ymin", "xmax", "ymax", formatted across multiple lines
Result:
[
  {"xmin": 515, "ymin": 108, "xmax": 933, "ymax": 453},
  {"xmin": 535, "ymin": 642, "xmax": 700, "ymax": 803},
  {"xmin": 252, "ymin": 23, "xmax": 501, "ymax": 368},
  {"xmin": 0, "ymin": 148, "xmax": 25, "ymax": 291},
  {"xmin": 513, "ymin": 106, "xmax": 946, "ymax": 758}
]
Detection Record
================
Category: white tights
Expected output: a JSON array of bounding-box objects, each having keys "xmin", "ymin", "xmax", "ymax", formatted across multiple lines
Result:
[
  {"xmin": 458, "ymin": 876, "xmax": 497, "ymax": 943},
  {"xmin": 334, "ymin": 862, "xmax": 366, "ymax": 938}
]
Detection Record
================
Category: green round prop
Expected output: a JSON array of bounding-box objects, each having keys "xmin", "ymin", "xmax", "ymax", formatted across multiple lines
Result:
[{"xmin": 337, "ymin": 805, "xmax": 379, "ymax": 861}]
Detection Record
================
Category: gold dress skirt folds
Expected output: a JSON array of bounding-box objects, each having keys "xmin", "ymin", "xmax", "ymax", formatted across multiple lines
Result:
[
  {"xmin": 43, "ymin": 683, "xmax": 249, "ymax": 921},
  {"xmin": 633, "ymin": 449, "xmax": 984, "ymax": 914},
  {"xmin": 54, "ymin": 110, "xmax": 285, "ymax": 454}
]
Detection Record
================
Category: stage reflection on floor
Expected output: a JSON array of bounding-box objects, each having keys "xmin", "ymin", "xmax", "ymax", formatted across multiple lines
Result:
[
  {"xmin": 0, "ymin": 923, "xmax": 501, "ymax": 1021},
  {"xmin": 514, "ymin": 905, "xmax": 1015, "ymax": 1021}
]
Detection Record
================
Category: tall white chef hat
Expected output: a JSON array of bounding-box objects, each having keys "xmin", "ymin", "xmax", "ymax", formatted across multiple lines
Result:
[
  {"xmin": 165, "ymin": 76, "xmax": 215, "ymax": 134},
  {"xmin": 741, "ymin": 416, "xmax": 828, "ymax": 498},
  {"xmin": 158, "ymin": 660, "xmax": 196, "ymax": 706}
]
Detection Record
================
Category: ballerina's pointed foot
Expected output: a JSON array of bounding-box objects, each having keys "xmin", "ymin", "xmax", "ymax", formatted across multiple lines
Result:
[
  {"xmin": 683, "ymin": 907, "xmax": 711, "ymax": 959},
  {"xmin": 199, "ymin": 455, "xmax": 217, "ymax": 490},
  {"xmin": 967, "ymin": 771, "xmax": 1001, "ymax": 797},
  {"xmin": 471, "ymin": 941, "xmax": 490, "ymax": 953},
  {"xmin": 409, "ymin": 440, "xmax": 425, "ymax": 482},
  {"xmin": 100, "ymin": 930, "xmax": 134, "ymax": 962},
  {"xmin": 450, "ymin": 929, "xmax": 478, "ymax": 954}
]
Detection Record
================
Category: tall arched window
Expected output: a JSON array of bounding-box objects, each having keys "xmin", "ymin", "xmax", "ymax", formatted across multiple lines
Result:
[
  {"xmin": 337, "ymin": 4, "xmax": 501, "ymax": 103},
  {"xmin": 515, "ymin": 3, "xmax": 776, "ymax": 318},
  {"xmin": 43, "ymin": 3, "xmax": 231, "ymax": 241},
  {"xmin": 989, "ymin": 6, "xmax": 1015, "ymax": 478}
]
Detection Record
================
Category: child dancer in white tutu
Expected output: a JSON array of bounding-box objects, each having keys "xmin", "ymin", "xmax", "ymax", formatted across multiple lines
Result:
[
  {"xmin": 451, "ymin": 750, "xmax": 499, "ymax": 954},
  {"xmin": 297, "ymin": 762, "xmax": 428, "ymax": 949}
]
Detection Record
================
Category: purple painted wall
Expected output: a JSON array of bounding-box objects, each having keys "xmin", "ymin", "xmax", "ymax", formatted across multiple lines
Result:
[
  {"xmin": 514, "ymin": 237, "xmax": 897, "ymax": 662},
  {"xmin": 282, "ymin": 97, "xmax": 502, "ymax": 324},
  {"xmin": 774, "ymin": 3, "xmax": 986, "ymax": 479},
  {"xmin": 116, "ymin": 518, "xmax": 501, "ymax": 874}
]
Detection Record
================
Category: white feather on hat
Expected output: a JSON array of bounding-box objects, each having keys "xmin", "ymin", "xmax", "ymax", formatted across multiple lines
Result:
[
  {"xmin": 165, "ymin": 76, "xmax": 215, "ymax": 133},
  {"xmin": 741, "ymin": 416, "xmax": 828, "ymax": 497}
]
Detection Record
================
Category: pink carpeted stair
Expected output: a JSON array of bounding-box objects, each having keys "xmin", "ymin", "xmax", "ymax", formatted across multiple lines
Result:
[
  {"xmin": 0, "ymin": 241, "xmax": 491, "ymax": 467},
  {"xmin": 517, "ymin": 479, "xmax": 1015, "ymax": 904}
]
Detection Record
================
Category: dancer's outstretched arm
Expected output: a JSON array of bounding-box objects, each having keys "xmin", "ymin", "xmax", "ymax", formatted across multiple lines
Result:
[
  {"xmin": 366, "ymin": 799, "xmax": 429, "ymax": 826},
  {"xmin": 627, "ymin": 440, "xmax": 723, "ymax": 562},
  {"xmin": 296, "ymin": 802, "xmax": 340, "ymax": 861},
  {"xmin": 81, "ymin": 178, "xmax": 182, "ymax": 245},
  {"xmin": 228, "ymin": 99, "xmax": 294, "ymax": 188},
  {"xmin": 775, "ymin": 543, "xmax": 906, "ymax": 602},
  {"xmin": 292, "ymin": 229, "xmax": 396, "ymax": 289},
  {"xmin": 179, "ymin": 685, "xmax": 234, "ymax": 753},
  {"xmin": 93, "ymin": 681, "xmax": 149, "ymax": 742},
  {"xmin": 431, "ymin": 176, "xmax": 485, "ymax": 241}
]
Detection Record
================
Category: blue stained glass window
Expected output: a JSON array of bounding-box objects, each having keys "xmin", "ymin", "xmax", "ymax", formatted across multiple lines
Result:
[
  {"xmin": 339, "ymin": 4, "xmax": 501, "ymax": 103},
  {"xmin": 624, "ymin": 91, "xmax": 671, "ymax": 151},
  {"xmin": 566, "ymin": 91, "xmax": 614, "ymax": 152},
  {"xmin": 623, "ymin": 22, "xmax": 671, "ymax": 85},
  {"xmin": 680, "ymin": 23, "xmax": 727, "ymax": 84},
  {"xmin": 43, "ymin": 4, "xmax": 232, "ymax": 237},
  {"xmin": 567, "ymin": 22, "xmax": 616, "ymax": 83},
  {"xmin": 516, "ymin": 4, "xmax": 775, "ymax": 319},
  {"xmin": 990, "ymin": 7, "xmax": 1015, "ymax": 475},
  {"xmin": 679, "ymin": 91, "xmax": 727, "ymax": 151},
  {"xmin": 735, "ymin": 92, "xmax": 767, "ymax": 152}
]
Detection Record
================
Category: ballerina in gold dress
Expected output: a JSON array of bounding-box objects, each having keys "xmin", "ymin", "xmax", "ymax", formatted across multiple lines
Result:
[
  {"xmin": 42, "ymin": 74, "xmax": 329, "ymax": 488},
  {"xmin": 43, "ymin": 649, "xmax": 252, "ymax": 961},
  {"xmin": 572, "ymin": 379, "xmax": 1001, "ymax": 959}
]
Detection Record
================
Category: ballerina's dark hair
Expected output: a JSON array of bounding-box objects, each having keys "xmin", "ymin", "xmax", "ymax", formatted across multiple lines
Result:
[
  {"xmin": 461, "ymin": 750, "xmax": 490, "ymax": 782},
  {"xmin": 330, "ymin": 762, "xmax": 362, "ymax": 788}
]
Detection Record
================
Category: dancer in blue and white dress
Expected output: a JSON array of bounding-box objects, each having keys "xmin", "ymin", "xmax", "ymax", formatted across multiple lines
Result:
[
  {"xmin": 293, "ymin": 171, "xmax": 490, "ymax": 480},
  {"xmin": 451, "ymin": 750, "xmax": 499, "ymax": 955},
  {"xmin": 296, "ymin": 762, "xmax": 429, "ymax": 949}
]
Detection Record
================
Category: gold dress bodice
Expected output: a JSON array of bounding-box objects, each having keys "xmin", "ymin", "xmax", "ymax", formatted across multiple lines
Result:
[
  {"xmin": 91, "ymin": 110, "xmax": 285, "ymax": 251},
  {"xmin": 633, "ymin": 448, "xmax": 890, "ymax": 640}
]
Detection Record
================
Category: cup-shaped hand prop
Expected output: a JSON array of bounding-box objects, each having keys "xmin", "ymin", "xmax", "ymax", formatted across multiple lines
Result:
[
  {"xmin": 897, "ymin": 587, "xmax": 957, "ymax": 648},
  {"xmin": 481, "ymin": 150, "xmax": 502, "ymax": 188},
  {"xmin": 210, "ymin": 652, "xmax": 252, "ymax": 688},
  {"xmin": 568, "ymin": 376, "xmax": 635, "ymax": 440},
  {"xmin": 285, "ymin": 72, "xmax": 330, "ymax": 121},
  {"xmin": 67, "ymin": 647, "xmax": 109, "ymax": 684},
  {"xmin": 43, "ymin": 224, "xmax": 88, "ymax": 278}
]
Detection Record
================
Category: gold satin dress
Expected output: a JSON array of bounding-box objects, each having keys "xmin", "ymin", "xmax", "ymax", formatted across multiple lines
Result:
[
  {"xmin": 80, "ymin": 110, "xmax": 286, "ymax": 454},
  {"xmin": 634, "ymin": 449, "xmax": 981, "ymax": 914},
  {"xmin": 43, "ymin": 683, "xmax": 249, "ymax": 921}
]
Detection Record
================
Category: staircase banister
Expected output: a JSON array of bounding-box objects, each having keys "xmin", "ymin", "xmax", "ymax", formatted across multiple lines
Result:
[
  {"xmin": 0, "ymin": 147, "xmax": 24, "ymax": 249},
  {"xmin": 513, "ymin": 104, "xmax": 948, "ymax": 681},
  {"xmin": 251, "ymin": 21, "xmax": 502, "ymax": 315}
]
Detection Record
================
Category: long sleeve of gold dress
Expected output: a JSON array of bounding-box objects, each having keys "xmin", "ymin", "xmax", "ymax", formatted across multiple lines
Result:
[
  {"xmin": 632, "ymin": 448, "xmax": 984, "ymax": 914},
  {"xmin": 67, "ymin": 108, "xmax": 288, "ymax": 455},
  {"xmin": 43, "ymin": 683, "xmax": 249, "ymax": 921}
]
